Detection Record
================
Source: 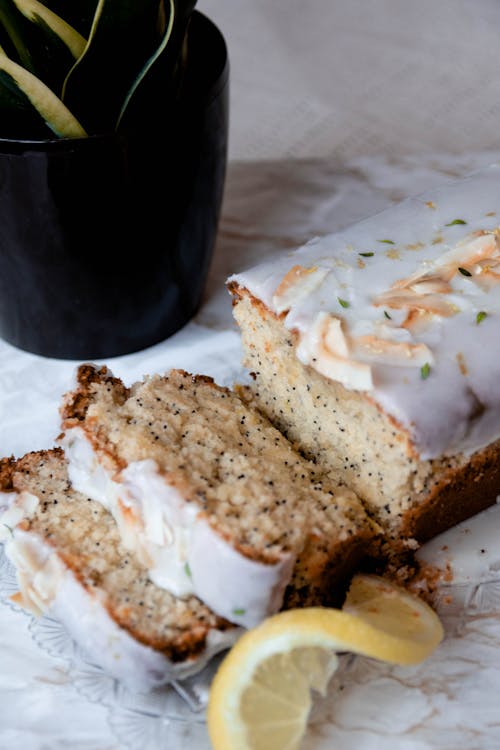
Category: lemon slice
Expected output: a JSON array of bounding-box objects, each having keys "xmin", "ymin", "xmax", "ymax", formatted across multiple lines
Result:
[{"xmin": 206, "ymin": 573, "xmax": 444, "ymax": 750}]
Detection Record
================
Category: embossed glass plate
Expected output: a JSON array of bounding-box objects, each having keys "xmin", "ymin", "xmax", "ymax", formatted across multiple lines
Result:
[{"xmin": 3, "ymin": 537, "xmax": 500, "ymax": 750}]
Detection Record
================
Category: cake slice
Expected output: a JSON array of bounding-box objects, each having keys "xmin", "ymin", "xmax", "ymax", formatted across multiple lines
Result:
[
  {"xmin": 228, "ymin": 163, "xmax": 500, "ymax": 551},
  {"xmin": 58, "ymin": 364, "xmax": 378, "ymax": 628},
  {"xmin": 0, "ymin": 449, "xmax": 240, "ymax": 691}
]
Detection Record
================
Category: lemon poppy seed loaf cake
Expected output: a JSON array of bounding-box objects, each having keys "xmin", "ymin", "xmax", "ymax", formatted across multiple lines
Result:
[
  {"xmin": 228, "ymin": 164, "xmax": 500, "ymax": 550},
  {"xmin": 0, "ymin": 449, "xmax": 239, "ymax": 690},
  {"xmin": 59, "ymin": 364, "xmax": 378, "ymax": 628}
]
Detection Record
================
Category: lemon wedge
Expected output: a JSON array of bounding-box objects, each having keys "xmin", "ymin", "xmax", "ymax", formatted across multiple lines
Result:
[{"xmin": 206, "ymin": 573, "xmax": 444, "ymax": 750}]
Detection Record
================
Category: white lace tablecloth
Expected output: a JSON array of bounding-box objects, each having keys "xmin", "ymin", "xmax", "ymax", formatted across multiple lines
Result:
[{"xmin": 4, "ymin": 0, "xmax": 500, "ymax": 747}]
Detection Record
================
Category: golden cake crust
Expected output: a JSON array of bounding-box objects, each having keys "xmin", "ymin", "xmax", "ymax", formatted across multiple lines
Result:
[
  {"xmin": 1, "ymin": 448, "xmax": 234, "ymax": 661},
  {"xmin": 229, "ymin": 283, "xmax": 500, "ymax": 548}
]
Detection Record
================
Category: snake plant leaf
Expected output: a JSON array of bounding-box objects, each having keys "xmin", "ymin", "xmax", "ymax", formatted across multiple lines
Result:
[
  {"xmin": 116, "ymin": 0, "xmax": 174, "ymax": 131},
  {"xmin": 116, "ymin": 0, "xmax": 197, "ymax": 132},
  {"xmin": 14, "ymin": 0, "xmax": 86, "ymax": 58},
  {"xmin": 34, "ymin": 0, "xmax": 97, "ymax": 37},
  {"xmin": 61, "ymin": 0, "xmax": 164, "ymax": 134},
  {"xmin": 0, "ymin": 51, "xmax": 87, "ymax": 137},
  {"xmin": 0, "ymin": 0, "xmax": 85, "ymax": 94}
]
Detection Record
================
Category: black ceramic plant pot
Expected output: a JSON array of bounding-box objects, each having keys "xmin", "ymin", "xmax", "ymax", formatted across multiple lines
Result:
[{"xmin": 0, "ymin": 11, "xmax": 228, "ymax": 359}]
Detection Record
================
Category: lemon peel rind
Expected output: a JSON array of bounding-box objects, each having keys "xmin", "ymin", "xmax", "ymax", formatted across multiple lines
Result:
[
  {"xmin": 207, "ymin": 605, "xmax": 443, "ymax": 750},
  {"xmin": 207, "ymin": 573, "xmax": 445, "ymax": 750}
]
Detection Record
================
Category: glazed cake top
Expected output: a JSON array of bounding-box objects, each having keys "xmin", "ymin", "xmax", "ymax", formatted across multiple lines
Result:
[{"xmin": 229, "ymin": 164, "xmax": 500, "ymax": 460}]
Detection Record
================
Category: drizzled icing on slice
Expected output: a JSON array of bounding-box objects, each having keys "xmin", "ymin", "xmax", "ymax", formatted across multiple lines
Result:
[{"xmin": 229, "ymin": 163, "xmax": 500, "ymax": 459}]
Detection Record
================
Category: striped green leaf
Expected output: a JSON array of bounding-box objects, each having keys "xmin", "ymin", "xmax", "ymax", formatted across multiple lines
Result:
[
  {"xmin": 0, "ymin": 51, "xmax": 86, "ymax": 137},
  {"xmin": 33, "ymin": 0, "xmax": 97, "ymax": 37},
  {"xmin": 0, "ymin": 0, "xmax": 86, "ymax": 94},
  {"xmin": 117, "ymin": 0, "xmax": 197, "ymax": 132},
  {"xmin": 116, "ymin": 0, "xmax": 174, "ymax": 131},
  {"xmin": 62, "ymin": 0, "xmax": 164, "ymax": 133},
  {"xmin": 14, "ymin": 0, "xmax": 86, "ymax": 58}
]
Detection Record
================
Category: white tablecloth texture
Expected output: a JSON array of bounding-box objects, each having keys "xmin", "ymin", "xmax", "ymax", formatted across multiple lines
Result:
[
  {"xmin": 3, "ymin": 1, "xmax": 500, "ymax": 748},
  {"xmin": 201, "ymin": 0, "xmax": 500, "ymax": 163}
]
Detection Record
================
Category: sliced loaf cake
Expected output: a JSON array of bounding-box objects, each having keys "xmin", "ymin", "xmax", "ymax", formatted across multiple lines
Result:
[
  {"xmin": 58, "ymin": 364, "xmax": 378, "ymax": 628},
  {"xmin": 228, "ymin": 164, "xmax": 500, "ymax": 550},
  {"xmin": 0, "ymin": 449, "xmax": 239, "ymax": 691}
]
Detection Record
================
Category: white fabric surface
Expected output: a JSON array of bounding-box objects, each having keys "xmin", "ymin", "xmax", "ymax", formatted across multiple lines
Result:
[
  {"xmin": 3, "ymin": 2, "xmax": 500, "ymax": 748},
  {"xmin": 200, "ymin": 0, "xmax": 500, "ymax": 162}
]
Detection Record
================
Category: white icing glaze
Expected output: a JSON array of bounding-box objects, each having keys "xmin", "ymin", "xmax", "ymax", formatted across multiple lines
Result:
[
  {"xmin": 0, "ymin": 490, "xmax": 39, "ymax": 542},
  {"xmin": 3, "ymin": 529, "xmax": 239, "ymax": 690},
  {"xmin": 229, "ymin": 163, "xmax": 500, "ymax": 459},
  {"xmin": 61, "ymin": 428, "xmax": 296, "ymax": 628},
  {"xmin": 5, "ymin": 528, "xmax": 65, "ymax": 616},
  {"xmin": 189, "ymin": 518, "xmax": 296, "ymax": 628}
]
